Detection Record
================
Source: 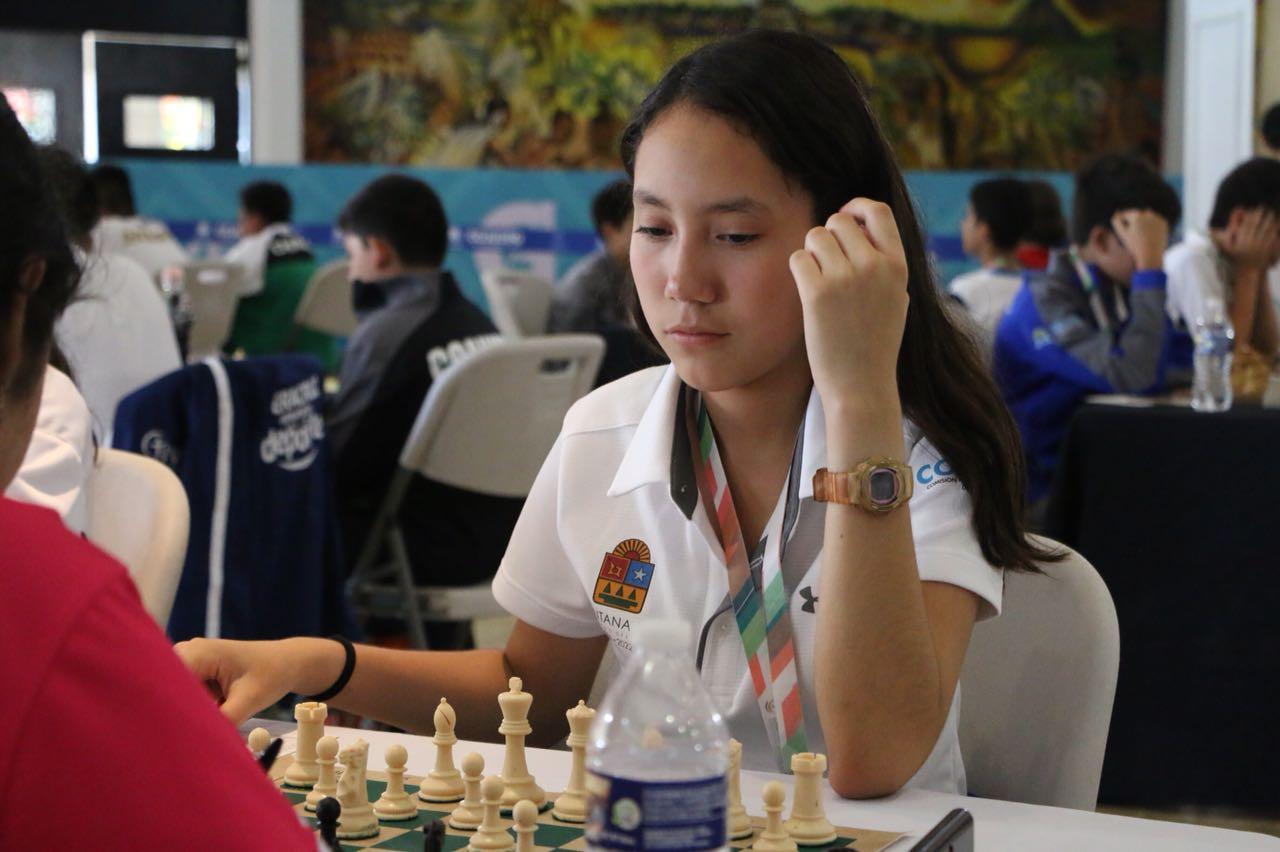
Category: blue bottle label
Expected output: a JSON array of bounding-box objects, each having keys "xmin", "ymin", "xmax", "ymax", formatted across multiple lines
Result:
[{"xmin": 584, "ymin": 771, "xmax": 727, "ymax": 850}]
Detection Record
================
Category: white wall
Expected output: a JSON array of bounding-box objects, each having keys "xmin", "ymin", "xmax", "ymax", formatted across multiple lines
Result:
[
  {"xmin": 1180, "ymin": 0, "xmax": 1256, "ymax": 230},
  {"xmin": 248, "ymin": 0, "xmax": 303, "ymax": 163}
]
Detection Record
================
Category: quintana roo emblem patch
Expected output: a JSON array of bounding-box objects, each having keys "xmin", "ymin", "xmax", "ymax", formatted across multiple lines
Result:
[{"xmin": 593, "ymin": 538, "xmax": 654, "ymax": 614}]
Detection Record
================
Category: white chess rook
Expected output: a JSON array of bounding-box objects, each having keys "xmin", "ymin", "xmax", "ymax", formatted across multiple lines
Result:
[
  {"xmin": 497, "ymin": 677, "xmax": 546, "ymax": 807},
  {"xmin": 283, "ymin": 701, "xmax": 327, "ymax": 788},
  {"xmin": 784, "ymin": 752, "xmax": 836, "ymax": 845},
  {"xmin": 420, "ymin": 697, "xmax": 465, "ymax": 802},
  {"xmin": 335, "ymin": 738, "xmax": 380, "ymax": 840},
  {"xmin": 374, "ymin": 744, "xmax": 418, "ymax": 820},
  {"xmin": 468, "ymin": 775, "xmax": 516, "ymax": 851},
  {"xmin": 552, "ymin": 700, "xmax": 594, "ymax": 823},
  {"xmin": 305, "ymin": 736, "xmax": 340, "ymax": 812},
  {"xmin": 727, "ymin": 738, "xmax": 753, "ymax": 840},
  {"xmin": 449, "ymin": 751, "xmax": 486, "ymax": 831},
  {"xmin": 752, "ymin": 781, "xmax": 797, "ymax": 852}
]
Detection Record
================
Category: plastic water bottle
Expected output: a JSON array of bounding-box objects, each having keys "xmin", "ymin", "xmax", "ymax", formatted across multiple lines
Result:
[
  {"xmin": 586, "ymin": 619, "xmax": 729, "ymax": 851},
  {"xmin": 1191, "ymin": 298, "xmax": 1235, "ymax": 412}
]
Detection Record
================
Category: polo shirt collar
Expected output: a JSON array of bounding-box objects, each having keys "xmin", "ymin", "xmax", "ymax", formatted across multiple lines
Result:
[{"xmin": 606, "ymin": 365, "xmax": 829, "ymax": 515}]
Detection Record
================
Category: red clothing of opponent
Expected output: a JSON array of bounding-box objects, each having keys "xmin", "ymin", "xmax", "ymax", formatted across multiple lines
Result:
[{"xmin": 0, "ymin": 497, "xmax": 314, "ymax": 849}]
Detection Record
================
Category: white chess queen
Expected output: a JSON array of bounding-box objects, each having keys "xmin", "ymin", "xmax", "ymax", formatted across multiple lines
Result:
[{"xmin": 176, "ymin": 29, "xmax": 1053, "ymax": 799}]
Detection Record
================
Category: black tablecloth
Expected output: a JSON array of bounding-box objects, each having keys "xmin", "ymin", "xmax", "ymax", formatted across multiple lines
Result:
[{"xmin": 1044, "ymin": 402, "xmax": 1280, "ymax": 809}]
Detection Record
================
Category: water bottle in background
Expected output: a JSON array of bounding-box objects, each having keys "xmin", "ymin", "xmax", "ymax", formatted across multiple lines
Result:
[
  {"xmin": 586, "ymin": 619, "xmax": 729, "ymax": 852},
  {"xmin": 188, "ymin": 220, "xmax": 214, "ymax": 260},
  {"xmin": 1191, "ymin": 298, "xmax": 1235, "ymax": 412}
]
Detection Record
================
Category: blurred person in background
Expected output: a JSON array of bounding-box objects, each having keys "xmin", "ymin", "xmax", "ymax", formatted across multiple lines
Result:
[{"xmin": 89, "ymin": 164, "xmax": 188, "ymax": 279}]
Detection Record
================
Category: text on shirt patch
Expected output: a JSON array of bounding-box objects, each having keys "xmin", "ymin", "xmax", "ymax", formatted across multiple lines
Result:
[{"xmin": 593, "ymin": 538, "xmax": 654, "ymax": 614}]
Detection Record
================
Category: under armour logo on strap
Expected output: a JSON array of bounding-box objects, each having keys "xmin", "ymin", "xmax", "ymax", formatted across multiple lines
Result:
[{"xmin": 799, "ymin": 586, "xmax": 818, "ymax": 614}]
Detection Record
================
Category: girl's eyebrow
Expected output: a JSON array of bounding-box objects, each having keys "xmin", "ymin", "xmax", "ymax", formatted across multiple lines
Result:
[{"xmin": 634, "ymin": 188, "xmax": 767, "ymax": 215}]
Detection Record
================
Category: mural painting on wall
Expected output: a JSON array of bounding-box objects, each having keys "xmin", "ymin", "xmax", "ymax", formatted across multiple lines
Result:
[{"xmin": 303, "ymin": 0, "xmax": 1166, "ymax": 171}]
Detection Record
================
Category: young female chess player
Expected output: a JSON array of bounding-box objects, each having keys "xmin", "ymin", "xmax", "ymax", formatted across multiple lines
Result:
[
  {"xmin": 0, "ymin": 101, "xmax": 313, "ymax": 848},
  {"xmin": 177, "ymin": 30, "xmax": 1054, "ymax": 799}
]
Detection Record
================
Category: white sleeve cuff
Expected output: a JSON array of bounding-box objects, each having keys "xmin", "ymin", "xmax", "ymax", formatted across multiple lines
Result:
[
  {"xmin": 916, "ymin": 546, "xmax": 1005, "ymax": 621},
  {"xmin": 491, "ymin": 565, "xmax": 603, "ymax": 639}
]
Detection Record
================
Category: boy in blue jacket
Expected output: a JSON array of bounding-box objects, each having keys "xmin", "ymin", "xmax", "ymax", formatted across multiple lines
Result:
[{"xmin": 994, "ymin": 154, "xmax": 1190, "ymax": 506}]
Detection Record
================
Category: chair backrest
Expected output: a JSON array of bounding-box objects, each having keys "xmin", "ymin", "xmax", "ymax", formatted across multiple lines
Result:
[
  {"xmin": 399, "ymin": 335, "xmax": 604, "ymax": 497},
  {"xmin": 479, "ymin": 269, "xmax": 554, "ymax": 338},
  {"xmin": 85, "ymin": 447, "xmax": 191, "ymax": 627},
  {"xmin": 958, "ymin": 535, "xmax": 1119, "ymax": 810},
  {"xmin": 294, "ymin": 259, "xmax": 358, "ymax": 338},
  {"xmin": 182, "ymin": 262, "xmax": 243, "ymax": 360}
]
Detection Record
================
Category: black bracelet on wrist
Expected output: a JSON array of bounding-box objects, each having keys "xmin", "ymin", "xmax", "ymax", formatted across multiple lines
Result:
[{"xmin": 302, "ymin": 635, "xmax": 356, "ymax": 702}]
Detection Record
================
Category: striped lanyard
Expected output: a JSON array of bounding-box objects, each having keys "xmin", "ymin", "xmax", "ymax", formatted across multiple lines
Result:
[{"xmin": 686, "ymin": 388, "xmax": 809, "ymax": 769}]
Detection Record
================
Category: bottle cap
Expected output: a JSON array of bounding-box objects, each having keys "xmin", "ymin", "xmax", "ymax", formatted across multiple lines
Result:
[{"xmin": 633, "ymin": 618, "xmax": 692, "ymax": 653}]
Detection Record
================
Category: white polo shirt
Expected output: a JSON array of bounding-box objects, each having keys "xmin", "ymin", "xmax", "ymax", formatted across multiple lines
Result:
[
  {"xmin": 948, "ymin": 266, "xmax": 1024, "ymax": 346},
  {"xmin": 92, "ymin": 215, "xmax": 189, "ymax": 280},
  {"xmin": 492, "ymin": 366, "xmax": 1003, "ymax": 794}
]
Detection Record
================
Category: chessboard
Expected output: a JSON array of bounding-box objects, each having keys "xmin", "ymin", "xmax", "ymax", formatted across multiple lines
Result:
[{"xmin": 269, "ymin": 755, "xmax": 905, "ymax": 851}]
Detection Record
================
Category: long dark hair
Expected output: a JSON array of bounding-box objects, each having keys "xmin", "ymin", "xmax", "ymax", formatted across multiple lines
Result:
[
  {"xmin": 0, "ymin": 99, "xmax": 79, "ymax": 400},
  {"xmin": 621, "ymin": 30, "xmax": 1054, "ymax": 572}
]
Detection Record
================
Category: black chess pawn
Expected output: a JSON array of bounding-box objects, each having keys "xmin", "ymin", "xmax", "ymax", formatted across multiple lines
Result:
[
  {"xmin": 423, "ymin": 818, "xmax": 446, "ymax": 852},
  {"xmin": 316, "ymin": 796, "xmax": 341, "ymax": 852}
]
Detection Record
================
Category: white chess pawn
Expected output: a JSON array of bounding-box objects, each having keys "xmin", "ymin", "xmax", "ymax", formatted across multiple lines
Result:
[
  {"xmin": 306, "ymin": 736, "xmax": 341, "ymax": 812},
  {"xmin": 751, "ymin": 781, "xmax": 797, "ymax": 852},
  {"xmin": 468, "ymin": 775, "xmax": 515, "ymax": 851},
  {"xmin": 247, "ymin": 726, "xmax": 271, "ymax": 757},
  {"xmin": 552, "ymin": 700, "xmax": 594, "ymax": 823},
  {"xmin": 420, "ymin": 697, "xmax": 465, "ymax": 802},
  {"xmin": 726, "ymin": 739, "xmax": 753, "ymax": 840},
  {"xmin": 784, "ymin": 752, "xmax": 836, "ymax": 845},
  {"xmin": 335, "ymin": 738, "xmax": 379, "ymax": 840},
  {"xmin": 374, "ymin": 744, "xmax": 418, "ymax": 821},
  {"xmin": 498, "ymin": 677, "xmax": 546, "ymax": 807},
  {"xmin": 284, "ymin": 701, "xmax": 327, "ymax": 788},
  {"xmin": 512, "ymin": 799, "xmax": 538, "ymax": 852},
  {"xmin": 449, "ymin": 751, "xmax": 486, "ymax": 831}
]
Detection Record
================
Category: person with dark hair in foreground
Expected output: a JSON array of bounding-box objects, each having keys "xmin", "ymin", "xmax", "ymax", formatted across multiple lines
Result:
[
  {"xmin": 87, "ymin": 163, "xmax": 189, "ymax": 278},
  {"xmin": 994, "ymin": 153, "xmax": 1190, "ymax": 507},
  {"xmin": 0, "ymin": 97, "xmax": 312, "ymax": 851},
  {"xmin": 948, "ymin": 178, "xmax": 1032, "ymax": 343},
  {"xmin": 328, "ymin": 174, "xmax": 521, "ymax": 605},
  {"xmin": 1164, "ymin": 157, "xmax": 1280, "ymax": 359},
  {"xmin": 178, "ymin": 30, "xmax": 1050, "ymax": 800},
  {"xmin": 224, "ymin": 180, "xmax": 314, "ymax": 298}
]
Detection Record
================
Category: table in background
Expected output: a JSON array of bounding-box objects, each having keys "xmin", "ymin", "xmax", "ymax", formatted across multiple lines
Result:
[
  {"xmin": 1045, "ymin": 400, "xmax": 1280, "ymax": 810},
  {"xmin": 254, "ymin": 723, "xmax": 1278, "ymax": 850}
]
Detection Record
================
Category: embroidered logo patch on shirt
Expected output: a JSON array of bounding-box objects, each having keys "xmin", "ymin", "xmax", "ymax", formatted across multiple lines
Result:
[{"xmin": 593, "ymin": 538, "xmax": 654, "ymax": 614}]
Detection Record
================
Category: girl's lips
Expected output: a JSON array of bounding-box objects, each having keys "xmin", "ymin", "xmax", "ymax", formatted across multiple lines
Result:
[{"xmin": 667, "ymin": 329, "xmax": 729, "ymax": 345}]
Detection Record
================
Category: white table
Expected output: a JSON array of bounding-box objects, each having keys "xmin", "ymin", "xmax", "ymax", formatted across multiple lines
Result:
[{"xmin": 260, "ymin": 723, "xmax": 1279, "ymax": 851}]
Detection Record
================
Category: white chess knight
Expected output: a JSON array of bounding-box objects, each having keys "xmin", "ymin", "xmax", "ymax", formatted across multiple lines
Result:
[
  {"xmin": 784, "ymin": 752, "xmax": 836, "ymax": 845},
  {"xmin": 419, "ymin": 697, "xmax": 465, "ymax": 802},
  {"xmin": 497, "ymin": 677, "xmax": 546, "ymax": 807},
  {"xmin": 335, "ymin": 738, "xmax": 379, "ymax": 840},
  {"xmin": 551, "ymin": 700, "xmax": 594, "ymax": 823},
  {"xmin": 283, "ymin": 701, "xmax": 326, "ymax": 788}
]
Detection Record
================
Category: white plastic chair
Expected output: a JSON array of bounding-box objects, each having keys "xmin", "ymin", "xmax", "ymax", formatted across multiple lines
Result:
[
  {"xmin": 85, "ymin": 448, "xmax": 191, "ymax": 628},
  {"xmin": 349, "ymin": 335, "xmax": 605, "ymax": 648},
  {"xmin": 958, "ymin": 535, "xmax": 1119, "ymax": 810},
  {"xmin": 294, "ymin": 258, "xmax": 357, "ymax": 338},
  {"xmin": 479, "ymin": 269, "xmax": 554, "ymax": 337},
  {"xmin": 181, "ymin": 262, "xmax": 243, "ymax": 361}
]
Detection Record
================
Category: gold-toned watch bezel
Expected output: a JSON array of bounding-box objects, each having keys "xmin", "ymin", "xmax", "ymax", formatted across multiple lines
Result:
[{"xmin": 812, "ymin": 458, "xmax": 913, "ymax": 512}]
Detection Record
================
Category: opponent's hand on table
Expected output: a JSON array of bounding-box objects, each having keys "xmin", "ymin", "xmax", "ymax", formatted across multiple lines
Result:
[
  {"xmin": 788, "ymin": 198, "xmax": 909, "ymax": 408},
  {"xmin": 175, "ymin": 637, "xmax": 335, "ymax": 724}
]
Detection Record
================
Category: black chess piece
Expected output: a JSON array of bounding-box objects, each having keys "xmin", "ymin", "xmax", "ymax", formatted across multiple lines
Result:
[
  {"xmin": 257, "ymin": 737, "xmax": 283, "ymax": 774},
  {"xmin": 423, "ymin": 818, "xmax": 446, "ymax": 852},
  {"xmin": 316, "ymin": 796, "xmax": 342, "ymax": 852}
]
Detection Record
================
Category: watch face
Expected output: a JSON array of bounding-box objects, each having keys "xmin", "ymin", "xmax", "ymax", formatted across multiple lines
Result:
[{"xmin": 868, "ymin": 467, "xmax": 901, "ymax": 505}]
